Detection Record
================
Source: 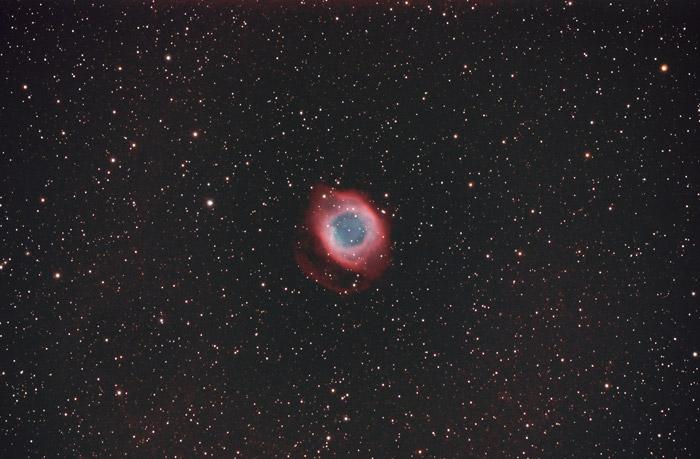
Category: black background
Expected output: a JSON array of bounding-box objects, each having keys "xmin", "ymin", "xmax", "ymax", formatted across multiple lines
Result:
[{"xmin": 1, "ymin": 1, "xmax": 699, "ymax": 457}]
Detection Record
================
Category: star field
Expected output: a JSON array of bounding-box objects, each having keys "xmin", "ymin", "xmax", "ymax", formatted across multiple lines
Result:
[{"xmin": 1, "ymin": 1, "xmax": 699, "ymax": 457}]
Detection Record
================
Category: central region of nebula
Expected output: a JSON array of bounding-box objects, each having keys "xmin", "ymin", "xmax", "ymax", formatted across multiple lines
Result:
[
  {"xmin": 332, "ymin": 212, "xmax": 367, "ymax": 247},
  {"xmin": 295, "ymin": 185, "xmax": 390, "ymax": 293}
]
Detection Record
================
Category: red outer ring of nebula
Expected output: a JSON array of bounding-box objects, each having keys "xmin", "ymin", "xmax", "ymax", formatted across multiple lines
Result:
[{"xmin": 295, "ymin": 185, "xmax": 390, "ymax": 293}]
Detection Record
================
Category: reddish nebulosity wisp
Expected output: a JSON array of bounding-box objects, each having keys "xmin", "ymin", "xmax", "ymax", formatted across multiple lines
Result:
[{"xmin": 295, "ymin": 185, "xmax": 390, "ymax": 293}]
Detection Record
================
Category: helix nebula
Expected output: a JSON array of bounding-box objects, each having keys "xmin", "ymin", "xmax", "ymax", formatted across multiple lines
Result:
[{"xmin": 295, "ymin": 185, "xmax": 390, "ymax": 294}]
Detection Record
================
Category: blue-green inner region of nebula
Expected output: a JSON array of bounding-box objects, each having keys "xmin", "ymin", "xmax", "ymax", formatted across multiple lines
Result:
[{"xmin": 331, "ymin": 212, "xmax": 367, "ymax": 247}]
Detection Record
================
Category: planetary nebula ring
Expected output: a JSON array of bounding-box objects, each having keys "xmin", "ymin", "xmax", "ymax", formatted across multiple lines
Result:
[{"xmin": 296, "ymin": 185, "xmax": 390, "ymax": 293}]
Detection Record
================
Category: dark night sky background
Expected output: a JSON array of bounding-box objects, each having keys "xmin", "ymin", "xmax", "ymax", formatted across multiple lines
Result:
[{"xmin": 1, "ymin": 1, "xmax": 699, "ymax": 457}]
